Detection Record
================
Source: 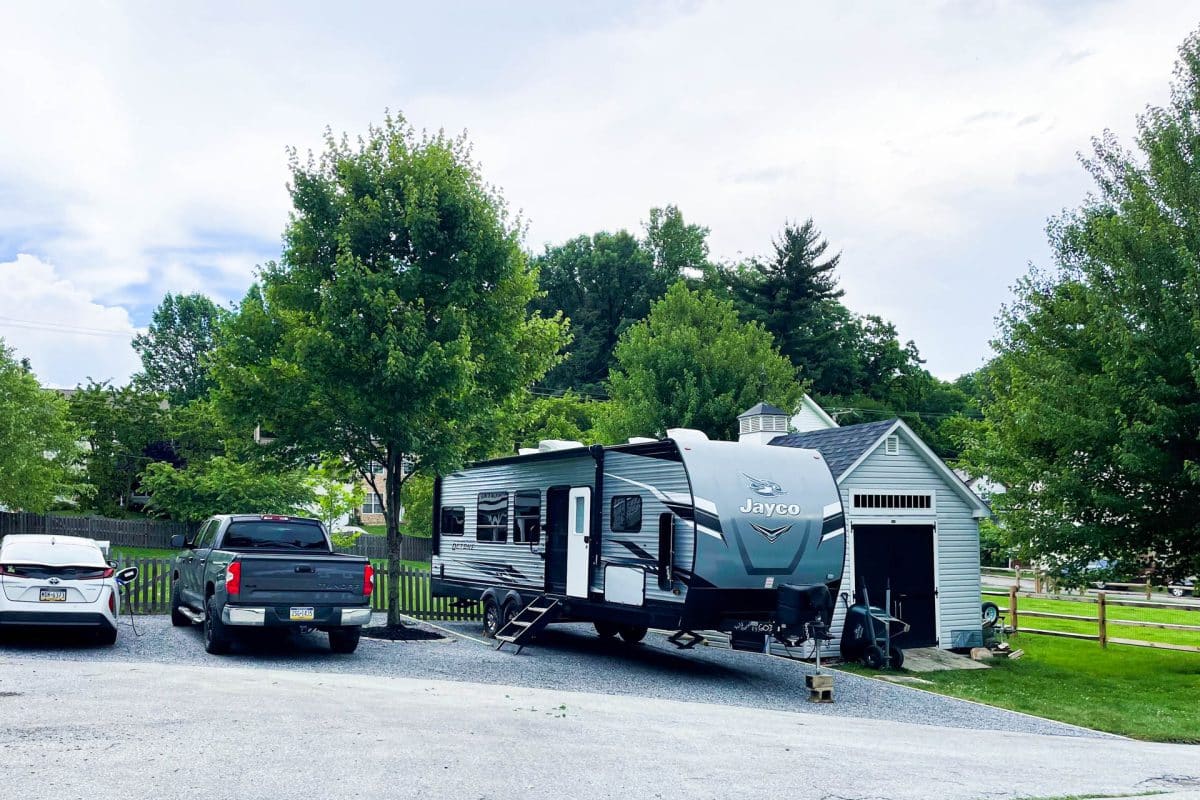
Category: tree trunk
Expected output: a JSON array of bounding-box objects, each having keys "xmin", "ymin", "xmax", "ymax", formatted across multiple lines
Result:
[{"xmin": 385, "ymin": 446, "xmax": 405, "ymax": 627}]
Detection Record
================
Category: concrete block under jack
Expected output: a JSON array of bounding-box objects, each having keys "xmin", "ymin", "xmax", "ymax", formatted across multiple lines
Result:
[{"xmin": 806, "ymin": 673, "xmax": 834, "ymax": 703}]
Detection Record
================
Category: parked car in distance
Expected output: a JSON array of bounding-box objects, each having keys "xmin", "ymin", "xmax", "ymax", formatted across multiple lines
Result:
[
  {"xmin": 1168, "ymin": 577, "xmax": 1196, "ymax": 598},
  {"xmin": 169, "ymin": 514, "xmax": 374, "ymax": 655},
  {"xmin": 0, "ymin": 534, "xmax": 138, "ymax": 645}
]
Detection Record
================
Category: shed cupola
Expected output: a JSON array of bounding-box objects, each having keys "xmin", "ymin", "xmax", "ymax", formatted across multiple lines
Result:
[{"xmin": 737, "ymin": 402, "xmax": 790, "ymax": 445}]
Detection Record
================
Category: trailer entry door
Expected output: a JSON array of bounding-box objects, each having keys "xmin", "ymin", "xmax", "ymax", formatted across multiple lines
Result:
[{"xmin": 566, "ymin": 487, "xmax": 592, "ymax": 598}]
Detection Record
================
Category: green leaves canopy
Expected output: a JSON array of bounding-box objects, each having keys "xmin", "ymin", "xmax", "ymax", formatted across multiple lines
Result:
[
  {"xmin": 966, "ymin": 32, "xmax": 1200, "ymax": 577},
  {"xmin": 0, "ymin": 341, "xmax": 83, "ymax": 512},
  {"xmin": 142, "ymin": 457, "xmax": 315, "ymax": 523},
  {"xmin": 212, "ymin": 115, "xmax": 567, "ymax": 622},
  {"xmin": 603, "ymin": 282, "xmax": 801, "ymax": 441},
  {"xmin": 133, "ymin": 293, "xmax": 226, "ymax": 406}
]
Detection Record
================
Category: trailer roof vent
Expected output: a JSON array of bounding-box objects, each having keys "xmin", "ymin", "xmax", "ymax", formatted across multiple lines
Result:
[
  {"xmin": 537, "ymin": 439, "xmax": 585, "ymax": 452},
  {"xmin": 517, "ymin": 447, "xmax": 539, "ymax": 456},
  {"xmin": 666, "ymin": 428, "xmax": 709, "ymax": 443},
  {"xmin": 627, "ymin": 437, "xmax": 657, "ymax": 444}
]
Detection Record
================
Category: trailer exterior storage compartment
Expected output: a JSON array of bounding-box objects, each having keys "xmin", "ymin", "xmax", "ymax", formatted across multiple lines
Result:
[{"xmin": 431, "ymin": 432, "xmax": 845, "ymax": 647}]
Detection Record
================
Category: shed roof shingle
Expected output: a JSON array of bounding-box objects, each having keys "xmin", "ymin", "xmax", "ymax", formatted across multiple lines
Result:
[{"xmin": 770, "ymin": 419, "xmax": 898, "ymax": 477}]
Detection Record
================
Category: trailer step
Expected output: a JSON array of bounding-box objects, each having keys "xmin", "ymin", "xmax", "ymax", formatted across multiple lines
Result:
[{"xmin": 495, "ymin": 594, "xmax": 562, "ymax": 653}]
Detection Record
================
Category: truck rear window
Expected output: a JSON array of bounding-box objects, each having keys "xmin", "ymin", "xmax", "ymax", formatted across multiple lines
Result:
[{"xmin": 223, "ymin": 521, "xmax": 329, "ymax": 551}]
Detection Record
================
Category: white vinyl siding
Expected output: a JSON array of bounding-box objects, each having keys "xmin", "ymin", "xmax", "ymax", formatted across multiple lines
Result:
[{"xmin": 822, "ymin": 430, "xmax": 982, "ymax": 655}]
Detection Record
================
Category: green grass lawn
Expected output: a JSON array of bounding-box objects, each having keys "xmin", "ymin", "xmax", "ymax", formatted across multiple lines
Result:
[
  {"xmin": 112, "ymin": 546, "xmax": 178, "ymax": 560},
  {"xmin": 844, "ymin": 633, "xmax": 1200, "ymax": 743}
]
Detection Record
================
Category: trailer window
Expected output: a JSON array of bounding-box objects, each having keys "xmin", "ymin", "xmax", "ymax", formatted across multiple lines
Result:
[
  {"xmin": 476, "ymin": 492, "xmax": 509, "ymax": 543},
  {"xmin": 514, "ymin": 490, "xmax": 541, "ymax": 544},
  {"xmin": 611, "ymin": 495, "xmax": 642, "ymax": 533},
  {"xmin": 441, "ymin": 506, "xmax": 465, "ymax": 537}
]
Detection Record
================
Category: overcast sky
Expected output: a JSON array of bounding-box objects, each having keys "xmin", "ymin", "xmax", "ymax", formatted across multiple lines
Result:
[{"xmin": 2, "ymin": 0, "xmax": 1198, "ymax": 388}]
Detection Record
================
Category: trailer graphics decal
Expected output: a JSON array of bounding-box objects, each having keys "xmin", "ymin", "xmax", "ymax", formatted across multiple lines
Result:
[
  {"xmin": 742, "ymin": 473, "xmax": 786, "ymax": 497},
  {"xmin": 748, "ymin": 522, "xmax": 792, "ymax": 543}
]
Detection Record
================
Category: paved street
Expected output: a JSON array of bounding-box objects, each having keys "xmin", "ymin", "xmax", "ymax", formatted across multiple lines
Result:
[
  {"xmin": 0, "ymin": 615, "xmax": 1107, "ymax": 737},
  {"xmin": 0, "ymin": 656, "xmax": 1197, "ymax": 800}
]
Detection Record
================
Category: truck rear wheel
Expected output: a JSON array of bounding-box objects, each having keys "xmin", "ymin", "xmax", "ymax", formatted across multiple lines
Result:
[
  {"xmin": 204, "ymin": 596, "xmax": 232, "ymax": 655},
  {"xmin": 329, "ymin": 627, "xmax": 361, "ymax": 654},
  {"xmin": 618, "ymin": 625, "xmax": 647, "ymax": 644}
]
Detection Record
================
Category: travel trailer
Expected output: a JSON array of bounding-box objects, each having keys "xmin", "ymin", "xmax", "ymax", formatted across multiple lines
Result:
[{"xmin": 431, "ymin": 429, "xmax": 846, "ymax": 649}]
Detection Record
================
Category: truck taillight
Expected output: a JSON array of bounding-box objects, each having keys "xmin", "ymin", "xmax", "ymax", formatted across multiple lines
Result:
[
  {"xmin": 225, "ymin": 561, "xmax": 241, "ymax": 595},
  {"xmin": 363, "ymin": 564, "xmax": 374, "ymax": 596}
]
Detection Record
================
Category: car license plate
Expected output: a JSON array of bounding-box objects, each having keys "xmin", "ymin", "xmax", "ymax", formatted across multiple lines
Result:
[
  {"xmin": 39, "ymin": 588, "xmax": 67, "ymax": 602},
  {"xmin": 289, "ymin": 606, "xmax": 315, "ymax": 621}
]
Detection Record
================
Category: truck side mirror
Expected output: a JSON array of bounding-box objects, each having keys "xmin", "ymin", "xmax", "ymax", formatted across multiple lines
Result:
[{"xmin": 169, "ymin": 534, "xmax": 186, "ymax": 549}]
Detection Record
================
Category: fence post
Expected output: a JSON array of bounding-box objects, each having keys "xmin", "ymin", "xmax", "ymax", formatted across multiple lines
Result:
[
  {"xmin": 1097, "ymin": 591, "xmax": 1107, "ymax": 648},
  {"xmin": 1034, "ymin": 571, "xmax": 1043, "ymax": 594},
  {"xmin": 1145, "ymin": 579, "xmax": 1152, "ymax": 601},
  {"xmin": 1009, "ymin": 585, "xmax": 1019, "ymax": 634}
]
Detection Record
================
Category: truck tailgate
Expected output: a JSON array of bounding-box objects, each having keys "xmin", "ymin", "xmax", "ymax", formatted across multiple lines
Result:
[{"xmin": 236, "ymin": 554, "xmax": 367, "ymax": 606}]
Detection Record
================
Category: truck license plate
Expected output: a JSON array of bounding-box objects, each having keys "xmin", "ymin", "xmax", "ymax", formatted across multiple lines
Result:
[
  {"xmin": 289, "ymin": 606, "xmax": 315, "ymax": 621},
  {"xmin": 39, "ymin": 588, "xmax": 68, "ymax": 602}
]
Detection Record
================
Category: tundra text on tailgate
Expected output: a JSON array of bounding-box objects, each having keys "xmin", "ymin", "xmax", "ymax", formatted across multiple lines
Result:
[{"xmin": 169, "ymin": 514, "xmax": 374, "ymax": 654}]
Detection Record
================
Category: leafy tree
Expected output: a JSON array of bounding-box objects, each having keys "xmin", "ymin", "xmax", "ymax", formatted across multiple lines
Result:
[
  {"xmin": 729, "ymin": 219, "xmax": 846, "ymax": 386},
  {"xmin": 966, "ymin": 31, "xmax": 1200, "ymax": 578},
  {"xmin": 141, "ymin": 457, "xmax": 315, "ymax": 522},
  {"xmin": 0, "ymin": 341, "xmax": 84, "ymax": 512},
  {"xmin": 604, "ymin": 282, "xmax": 801, "ymax": 441},
  {"xmin": 212, "ymin": 115, "xmax": 567, "ymax": 625},
  {"xmin": 534, "ymin": 230, "xmax": 665, "ymax": 393},
  {"xmin": 500, "ymin": 390, "xmax": 601, "ymax": 451},
  {"xmin": 133, "ymin": 293, "xmax": 226, "ymax": 405},
  {"xmin": 309, "ymin": 461, "xmax": 366, "ymax": 536},
  {"xmin": 644, "ymin": 204, "xmax": 710, "ymax": 275},
  {"xmin": 68, "ymin": 381, "xmax": 168, "ymax": 515}
]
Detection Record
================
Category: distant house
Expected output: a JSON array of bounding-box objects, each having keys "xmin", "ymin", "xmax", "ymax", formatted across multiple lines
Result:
[{"xmin": 738, "ymin": 396, "xmax": 991, "ymax": 652}]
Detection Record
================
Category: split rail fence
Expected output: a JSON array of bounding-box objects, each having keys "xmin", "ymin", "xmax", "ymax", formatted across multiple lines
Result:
[
  {"xmin": 985, "ymin": 586, "xmax": 1200, "ymax": 653},
  {"xmin": 114, "ymin": 558, "xmax": 482, "ymax": 623}
]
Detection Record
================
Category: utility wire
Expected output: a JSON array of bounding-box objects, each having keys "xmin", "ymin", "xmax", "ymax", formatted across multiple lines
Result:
[{"xmin": 0, "ymin": 315, "xmax": 138, "ymax": 339}]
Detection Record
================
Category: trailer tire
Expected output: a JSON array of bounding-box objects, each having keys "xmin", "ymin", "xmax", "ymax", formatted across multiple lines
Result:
[
  {"xmin": 888, "ymin": 645, "xmax": 905, "ymax": 670},
  {"xmin": 594, "ymin": 621, "xmax": 620, "ymax": 639},
  {"xmin": 482, "ymin": 596, "xmax": 501, "ymax": 638},
  {"xmin": 861, "ymin": 645, "xmax": 885, "ymax": 670},
  {"xmin": 501, "ymin": 599, "xmax": 520, "ymax": 630},
  {"xmin": 618, "ymin": 625, "xmax": 648, "ymax": 645}
]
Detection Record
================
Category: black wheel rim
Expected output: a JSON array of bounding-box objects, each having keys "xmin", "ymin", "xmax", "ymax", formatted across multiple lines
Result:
[{"xmin": 485, "ymin": 604, "xmax": 499, "ymax": 634}]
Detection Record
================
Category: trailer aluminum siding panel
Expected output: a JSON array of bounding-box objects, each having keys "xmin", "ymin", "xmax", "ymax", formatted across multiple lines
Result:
[
  {"xmin": 601, "ymin": 451, "xmax": 693, "ymax": 605},
  {"xmin": 821, "ymin": 432, "xmax": 982, "ymax": 655},
  {"xmin": 433, "ymin": 453, "xmax": 596, "ymax": 593}
]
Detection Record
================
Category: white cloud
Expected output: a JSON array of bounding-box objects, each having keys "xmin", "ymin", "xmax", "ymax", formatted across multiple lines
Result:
[
  {"xmin": 1, "ymin": 0, "xmax": 1199, "ymax": 382},
  {"xmin": 0, "ymin": 255, "xmax": 141, "ymax": 388}
]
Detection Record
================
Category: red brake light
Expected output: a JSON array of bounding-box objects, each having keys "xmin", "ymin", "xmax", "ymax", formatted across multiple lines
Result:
[
  {"xmin": 363, "ymin": 563, "xmax": 374, "ymax": 596},
  {"xmin": 102, "ymin": 567, "xmax": 114, "ymax": 579},
  {"xmin": 225, "ymin": 561, "xmax": 241, "ymax": 595},
  {"xmin": 73, "ymin": 567, "xmax": 114, "ymax": 580},
  {"xmin": 108, "ymin": 588, "xmax": 116, "ymax": 614}
]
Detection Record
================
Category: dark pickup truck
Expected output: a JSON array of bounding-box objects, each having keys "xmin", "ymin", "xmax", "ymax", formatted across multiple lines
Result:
[{"xmin": 169, "ymin": 514, "xmax": 374, "ymax": 654}]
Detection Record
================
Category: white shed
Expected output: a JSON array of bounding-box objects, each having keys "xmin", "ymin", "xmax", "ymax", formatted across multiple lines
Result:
[{"xmin": 740, "ymin": 398, "xmax": 990, "ymax": 652}]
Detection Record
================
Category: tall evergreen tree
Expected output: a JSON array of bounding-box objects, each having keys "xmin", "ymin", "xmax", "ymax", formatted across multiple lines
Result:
[{"xmin": 731, "ymin": 219, "xmax": 847, "ymax": 390}]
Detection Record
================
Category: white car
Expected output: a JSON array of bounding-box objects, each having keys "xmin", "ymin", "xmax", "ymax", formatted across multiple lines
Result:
[{"xmin": 0, "ymin": 534, "xmax": 137, "ymax": 645}]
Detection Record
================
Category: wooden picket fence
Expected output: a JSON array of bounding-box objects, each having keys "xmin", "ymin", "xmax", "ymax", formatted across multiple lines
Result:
[
  {"xmin": 987, "ymin": 586, "xmax": 1200, "ymax": 653},
  {"xmin": 112, "ymin": 558, "xmax": 482, "ymax": 622},
  {"xmin": 0, "ymin": 512, "xmax": 193, "ymax": 549}
]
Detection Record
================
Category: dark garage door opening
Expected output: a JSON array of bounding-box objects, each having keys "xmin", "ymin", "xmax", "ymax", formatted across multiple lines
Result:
[{"xmin": 853, "ymin": 524, "xmax": 937, "ymax": 648}]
